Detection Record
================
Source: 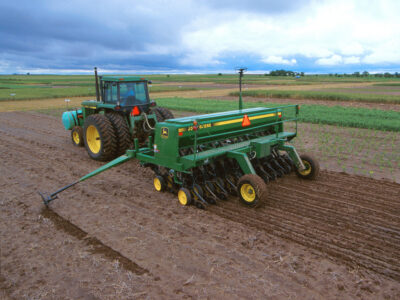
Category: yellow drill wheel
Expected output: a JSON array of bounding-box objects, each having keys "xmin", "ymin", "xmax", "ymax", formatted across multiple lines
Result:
[
  {"xmin": 178, "ymin": 188, "xmax": 192, "ymax": 206},
  {"xmin": 240, "ymin": 183, "xmax": 256, "ymax": 203},
  {"xmin": 153, "ymin": 176, "xmax": 166, "ymax": 192},
  {"xmin": 237, "ymin": 174, "xmax": 267, "ymax": 207},
  {"xmin": 295, "ymin": 154, "xmax": 320, "ymax": 180}
]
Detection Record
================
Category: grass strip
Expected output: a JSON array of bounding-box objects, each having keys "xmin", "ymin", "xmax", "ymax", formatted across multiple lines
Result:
[
  {"xmin": 230, "ymin": 89, "xmax": 400, "ymax": 104},
  {"xmin": 155, "ymin": 97, "xmax": 400, "ymax": 132}
]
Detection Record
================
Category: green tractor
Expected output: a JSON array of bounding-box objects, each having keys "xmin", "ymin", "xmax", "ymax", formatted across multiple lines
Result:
[{"xmin": 61, "ymin": 68, "xmax": 174, "ymax": 161}]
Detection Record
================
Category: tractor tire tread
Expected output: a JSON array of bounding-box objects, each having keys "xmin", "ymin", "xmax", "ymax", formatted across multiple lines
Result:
[
  {"xmin": 157, "ymin": 107, "xmax": 174, "ymax": 120},
  {"xmin": 106, "ymin": 112, "xmax": 132, "ymax": 156},
  {"xmin": 83, "ymin": 114, "xmax": 117, "ymax": 161}
]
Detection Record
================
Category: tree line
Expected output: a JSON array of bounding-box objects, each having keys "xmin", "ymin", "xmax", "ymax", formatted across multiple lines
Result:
[{"xmin": 265, "ymin": 69, "xmax": 400, "ymax": 78}]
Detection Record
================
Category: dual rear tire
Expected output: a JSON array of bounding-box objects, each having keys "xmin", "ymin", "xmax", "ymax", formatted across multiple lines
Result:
[
  {"xmin": 83, "ymin": 114, "xmax": 117, "ymax": 161},
  {"xmin": 77, "ymin": 113, "xmax": 132, "ymax": 161}
]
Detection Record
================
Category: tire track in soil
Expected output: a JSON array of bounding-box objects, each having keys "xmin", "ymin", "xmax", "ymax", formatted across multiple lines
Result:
[
  {"xmin": 40, "ymin": 207, "xmax": 150, "ymax": 276},
  {"xmin": 208, "ymin": 175, "xmax": 400, "ymax": 282},
  {"xmin": 2, "ymin": 111, "xmax": 400, "ymax": 298}
]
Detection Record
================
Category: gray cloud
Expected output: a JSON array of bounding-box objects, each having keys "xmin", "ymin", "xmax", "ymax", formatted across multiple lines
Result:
[{"xmin": 0, "ymin": 0, "xmax": 398, "ymax": 74}]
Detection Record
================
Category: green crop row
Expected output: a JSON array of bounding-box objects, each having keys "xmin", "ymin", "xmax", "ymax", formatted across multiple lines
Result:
[
  {"xmin": 155, "ymin": 97, "xmax": 400, "ymax": 132},
  {"xmin": 230, "ymin": 89, "xmax": 400, "ymax": 104}
]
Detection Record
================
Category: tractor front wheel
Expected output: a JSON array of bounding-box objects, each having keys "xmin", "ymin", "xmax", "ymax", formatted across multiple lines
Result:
[
  {"xmin": 295, "ymin": 154, "xmax": 320, "ymax": 180},
  {"xmin": 83, "ymin": 114, "xmax": 117, "ymax": 161},
  {"xmin": 71, "ymin": 126, "xmax": 84, "ymax": 147},
  {"xmin": 237, "ymin": 174, "xmax": 267, "ymax": 208}
]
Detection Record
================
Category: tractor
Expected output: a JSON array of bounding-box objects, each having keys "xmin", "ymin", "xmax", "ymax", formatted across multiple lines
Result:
[{"xmin": 61, "ymin": 68, "xmax": 174, "ymax": 161}]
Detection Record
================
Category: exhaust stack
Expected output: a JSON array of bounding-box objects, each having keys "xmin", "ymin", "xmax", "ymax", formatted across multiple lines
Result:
[{"xmin": 94, "ymin": 67, "xmax": 100, "ymax": 102}]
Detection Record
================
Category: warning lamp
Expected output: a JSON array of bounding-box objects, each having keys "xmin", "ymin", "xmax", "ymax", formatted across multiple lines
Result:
[
  {"xmin": 278, "ymin": 111, "xmax": 282, "ymax": 118},
  {"xmin": 242, "ymin": 114, "xmax": 251, "ymax": 127},
  {"xmin": 119, "ymin": 78, "xmax": 125, "ymax": 81},
  {"xmin": 193, "ymin": 120, "xmax": 198, "ymax": 131},
  {"xmin": 131, "ymin": 106, "xmax": 140, "ymax": 116}
]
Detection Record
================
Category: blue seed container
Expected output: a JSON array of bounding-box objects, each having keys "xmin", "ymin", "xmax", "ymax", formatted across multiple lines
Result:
[{"xmin": 61, "ymin": 110, "xmax": 82, "ymax": 130}]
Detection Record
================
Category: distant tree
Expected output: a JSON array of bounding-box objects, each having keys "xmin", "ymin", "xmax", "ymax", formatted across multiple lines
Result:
[
  {"xmin": 362, "ymin": 71, "xmax": 369, "ymax": 77},
  {"xmin": 218, "ymin": 73, "xmax": 222, "ymax": 76},
  {"xmin": 353, "ymin": 71, "xmax": 360, "ymax": 77},
  {"xmin": 384, "ymin": 72, "xmax": 392, "ymax": 78},
  {"xmin": 300, "ymin": 72, "xmax": 304, "ymax": 76}
]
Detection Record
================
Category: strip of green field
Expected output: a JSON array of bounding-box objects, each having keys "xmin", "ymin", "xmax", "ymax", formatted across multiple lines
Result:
[
  {"xmin": 373, "ymin": 83, "xmax": 400, "ymax": 87},
  {"xmin": 0, "ymin": 86, "xmax": 96, "ymax": 101},
  {"xmin": 230, "ymin": 89, "xmax": 400, "ymax": 104},
  {"xmin": 0, "ymin": 85, "xmax": 199, "ymax": 101},
  {"xmin": 155, "ymin": 97, "xmax": 400, "ymax": 132}
]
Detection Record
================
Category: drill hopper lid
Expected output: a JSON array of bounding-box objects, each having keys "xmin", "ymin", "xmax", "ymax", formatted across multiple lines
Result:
[{"xmin": 165, "ymin": 107, "xmax": 277, "ymax": 125}]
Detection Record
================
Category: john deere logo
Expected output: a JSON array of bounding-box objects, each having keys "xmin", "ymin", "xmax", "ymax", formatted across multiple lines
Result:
[{"xmin": 161, "ymin": 127, "xmax": 169, "ymax": 138}]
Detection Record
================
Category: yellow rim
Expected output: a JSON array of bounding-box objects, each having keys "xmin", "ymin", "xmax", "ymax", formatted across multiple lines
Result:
[
  {"xmin": 86, "ymin": 125, "xmax": 101, "ymax": 154},
  {"xmin": 193, "ymin": 186, "xmax": 200, "ymax": 200},
  {"xmin": 154, "ymin": 177, "xmax": 162, "ymax": 191},
  {"xmin": 178, "ymin": 190, "xmax": 188, "ymax": 206},
  {"xmin": 299, "ymin": 160, "xmax": 312, "ymax": 176},
  {"xmin": 72, "ymin": 131, "xmax": 80, "ymax": 144},
  {"xmin": 240, "ymin": 184, "xmax": 256, "ymax": 203}
]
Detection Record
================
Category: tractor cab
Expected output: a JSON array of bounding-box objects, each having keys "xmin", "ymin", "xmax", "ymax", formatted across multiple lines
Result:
[{"xmin": 100, "ymin": 76, "xmax": 152, "ymax": 113}]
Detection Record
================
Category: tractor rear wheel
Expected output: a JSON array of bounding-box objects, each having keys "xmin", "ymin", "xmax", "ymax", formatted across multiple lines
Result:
[
  {"xmin": 106, "ymin": 112, "xmax": 132, "ymax": 156},
  {"xmin": 152, "ymin": 107, "xmax": 174, "ymax": 122},
  {"xmin": 83, "ymin": 114, "xmax": 117, "ymax": 161},
  {"xmin": 237, "ymin": 174, "xmax": 266, "ymax": 208},
  {"xmin": 295, "ymin": 154, "xmax": 320, "ymax": 180},
  {"xmin": 157, "ymin": 107, "xmax": 174, "ymax": 120},
  {"xmin": 71, "ymin": 126, "xmax": 84, "ymax": 147}
]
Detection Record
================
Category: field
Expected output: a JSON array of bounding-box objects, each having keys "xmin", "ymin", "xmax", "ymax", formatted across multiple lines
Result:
[{"xmin": 1, "ymin": 74, "xmax": 400, "ymax": 299}]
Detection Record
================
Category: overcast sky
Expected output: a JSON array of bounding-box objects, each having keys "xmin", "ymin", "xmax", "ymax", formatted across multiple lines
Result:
[{"xmin": 0, "ymin": 0, "xmax": 399, "ymax": 74}]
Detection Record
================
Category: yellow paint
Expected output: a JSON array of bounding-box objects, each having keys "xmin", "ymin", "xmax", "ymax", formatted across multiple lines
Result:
[
  {"xmin": 249, "ymin": 113, "xmax": 276, "ymax": 120},
  {"xmin": 72, "ymin": 131, "xmax": 80, "ymax": 144},
  {"xmin": 299, "ymin": 160, "xmax": 312, "ymax": 176},
  {"xmin": 154, "ymin": 177, "xmax": 162, "ymax": 191},
  {"xmin": 213, "ymin": 118, "xmax": 243, "ymax": 126},
  {"xmin": 240, "ymin": 184, "xmax": 256, "ymax": 202},
  {"xmin": 178, "ymin": 190, "xmax": 188, "ymax": 205},
  {"xmin": 86, "ymin": 125, "xmax": 101, "ymax": 154}
]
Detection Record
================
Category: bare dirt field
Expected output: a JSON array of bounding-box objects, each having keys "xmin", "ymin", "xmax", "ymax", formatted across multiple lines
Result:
[{"xmin": 1, "ymin": 111, "xmax": 400, "ymax": 299}]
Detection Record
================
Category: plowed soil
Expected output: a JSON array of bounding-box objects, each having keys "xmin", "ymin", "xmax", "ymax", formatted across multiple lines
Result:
[{"xmin": 1, "ymin": 111, "xmax": 400, "ymax": 299}]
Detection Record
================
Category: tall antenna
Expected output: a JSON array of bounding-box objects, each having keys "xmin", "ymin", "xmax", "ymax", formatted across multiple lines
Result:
[{"xmin": 235, "ymin": 67, "xmax": 247, "ymax": 110}]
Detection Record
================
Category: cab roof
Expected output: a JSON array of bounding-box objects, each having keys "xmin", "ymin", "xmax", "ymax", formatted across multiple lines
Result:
[{"xmin": 100, "ymin": 76, "xmax": 147, "ymax": 82}]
